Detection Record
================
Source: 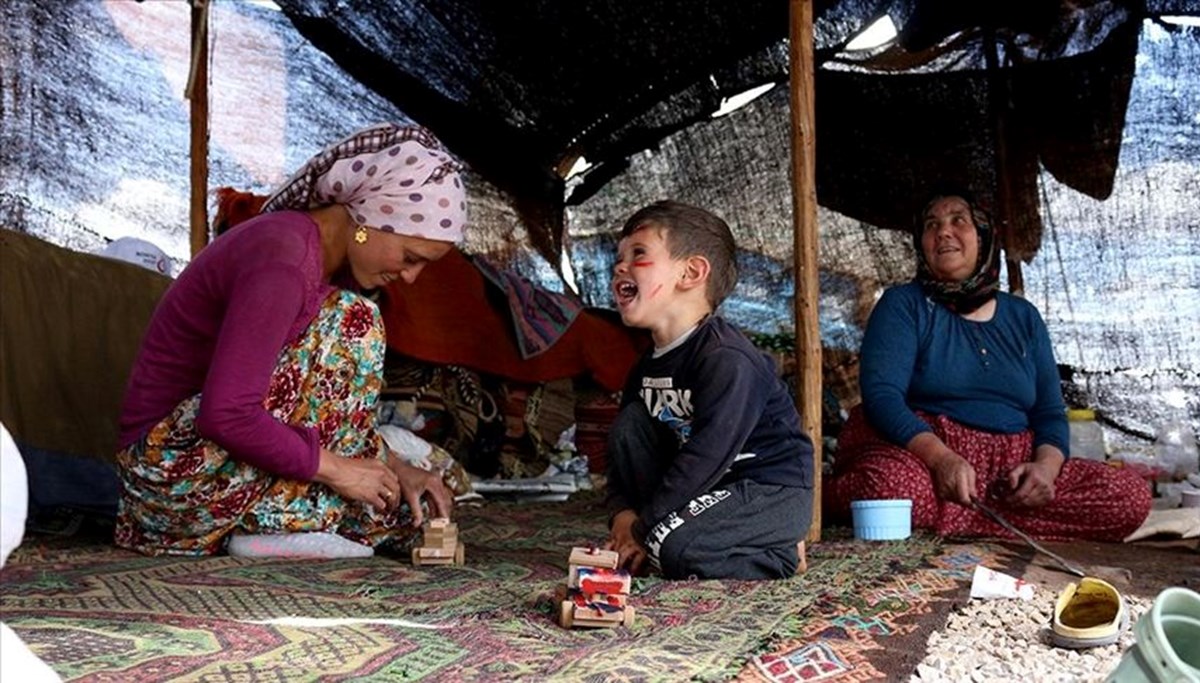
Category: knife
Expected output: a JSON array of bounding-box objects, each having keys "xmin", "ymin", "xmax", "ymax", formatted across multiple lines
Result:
[{"xmin": 972, "ymin": 499, "xmax": 1087, "ymax": 578}]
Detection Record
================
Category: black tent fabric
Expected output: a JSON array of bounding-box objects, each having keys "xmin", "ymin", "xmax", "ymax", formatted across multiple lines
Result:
[
  {"xmin": 271, "ymin": 0, "xmax": 1197, "ymax": 265},
  {"xmin": 1, "ymin": 0, "xmax": 1197, "ymax": 442}
]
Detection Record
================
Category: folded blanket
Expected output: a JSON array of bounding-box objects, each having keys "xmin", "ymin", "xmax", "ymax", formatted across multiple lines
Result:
[
  {"xmin": 1123, "ymin": 508, "xmax": 1200, "ymax": 542},
  {"xmin": 472, "ymin": 256, "xmax": 582, "ymax": 359},
  {"xmin": 379, "ymin": 248, "xmax": 646, "ymax": 391}
]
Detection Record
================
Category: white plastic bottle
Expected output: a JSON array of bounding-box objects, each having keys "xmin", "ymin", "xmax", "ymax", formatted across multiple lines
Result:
[{"xmin": 1067, "ymin": 409, "xmax": 1106, "ymax": 461}]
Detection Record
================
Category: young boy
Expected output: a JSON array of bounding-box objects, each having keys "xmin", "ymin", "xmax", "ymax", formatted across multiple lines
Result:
[{"xmin": 604, "ymin": 200, "xmax": 814, "ymax": 580}]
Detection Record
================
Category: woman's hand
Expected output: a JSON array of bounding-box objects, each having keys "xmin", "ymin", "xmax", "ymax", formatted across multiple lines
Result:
[
  {"xmin": 388, "ymin": 454, "xmax": 453, "ymax": 527},
  {"xmin": 605, "ymin": 509, "xmax": 648, "ymax": 575},
  {"xmin": 908, "ymin": 432, "xmax": 976, "ymax": 506},
  {"xmin": 313, "ymin": 447, "xmax": 401, "ymax": 511},
  {"xmin": 928, "ymin": 451, "xmax": 977, "ymax": 506},
  {"xmin": 1005, "ymin": 446, "xmax": 1064, "ymax": 508}
]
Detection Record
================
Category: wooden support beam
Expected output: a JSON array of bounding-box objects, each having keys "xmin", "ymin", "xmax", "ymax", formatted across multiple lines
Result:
[
  {"xmin": 788, "ymin": 0, "xmax": 822, "ymax": 543},
  {"xmin": 187, "ymin": 0, "xmax": 210, "ymax": 259},
  {"xmin": 982, "ymin": 27, "xmax": 1024, "ymax": 296}
]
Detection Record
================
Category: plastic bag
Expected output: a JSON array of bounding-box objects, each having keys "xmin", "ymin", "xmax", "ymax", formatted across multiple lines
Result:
[{"xmin": 1155, "ymin": 419, "xmax": 1199, "ymax": 481}]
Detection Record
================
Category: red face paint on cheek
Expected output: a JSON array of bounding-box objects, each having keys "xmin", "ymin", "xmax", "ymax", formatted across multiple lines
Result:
[
  {"xmin": 632, "ymin": 260, "xmax": 653, "ymax": 268},
  {"xmin": 646, "ymin": 284, "xmax": 663, "ymax": 299}
]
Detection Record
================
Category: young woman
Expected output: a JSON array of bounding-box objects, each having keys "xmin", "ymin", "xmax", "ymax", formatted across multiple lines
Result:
[{"xmin": 116, "ymin": 123, "xmax": 465, "ymax": 557}]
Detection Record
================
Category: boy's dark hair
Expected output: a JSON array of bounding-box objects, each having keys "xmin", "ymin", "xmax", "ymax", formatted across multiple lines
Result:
[{"xmin": 620, "ymin": 200, "xmax": 738, "ymax": 309}]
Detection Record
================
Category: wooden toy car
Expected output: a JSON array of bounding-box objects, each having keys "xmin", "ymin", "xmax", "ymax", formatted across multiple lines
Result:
[{"xmin": 556, "ymin": 546, "xmax": 634, "ymax": 628}]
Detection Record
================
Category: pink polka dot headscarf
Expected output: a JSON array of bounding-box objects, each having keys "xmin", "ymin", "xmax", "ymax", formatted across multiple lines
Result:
[{"xmin": 262, "ymin": 123, "xmax": 467, "ymax": 243}]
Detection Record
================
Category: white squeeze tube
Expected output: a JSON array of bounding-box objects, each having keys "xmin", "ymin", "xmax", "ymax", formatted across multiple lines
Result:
[{"xmin": 970, "ymin": 565, "xmax": 1036, "ymax": 600}]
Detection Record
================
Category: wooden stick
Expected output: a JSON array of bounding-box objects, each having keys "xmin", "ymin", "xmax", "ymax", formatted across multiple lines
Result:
[
  {"xmin": 982, "ymin": 26, "xmax": 1024, "ymax": 296},
  {"xmin": 187, "ymin": 0, "xmax": 210, "ymax": 258},
  {"xmin": 789, "ymin": 0, "xmax": 822, "ymax": 543}
]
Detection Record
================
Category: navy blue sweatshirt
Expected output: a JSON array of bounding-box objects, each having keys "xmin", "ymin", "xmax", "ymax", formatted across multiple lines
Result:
[{"xmin": 611, "ymin": 315, "xmax": 813, "ymax": 530}]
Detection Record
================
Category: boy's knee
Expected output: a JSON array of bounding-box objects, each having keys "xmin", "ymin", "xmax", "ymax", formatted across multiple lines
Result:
[
  {"xmin": 655, "ymin": 534, "xmax": 696, "ymax": 580},
  {"xmin": 657, "ymin": 532, "xmax": 797, "ymax": 580},
  {"xmin": 609, "ymin": 406, "xmax": 645, "ymax": 450},
  {"xmin": 642, "ymin": 512, "xmax": 689, "ymax": 578},
  {"xmin": 611, "ymin": 404, "xmax": 657, "ymax": 443}
]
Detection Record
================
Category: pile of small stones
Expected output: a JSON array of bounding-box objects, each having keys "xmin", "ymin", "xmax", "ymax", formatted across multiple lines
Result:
[{"xmin": 910, "ymin": 588, "xmax": 1153, "ymax": 682}]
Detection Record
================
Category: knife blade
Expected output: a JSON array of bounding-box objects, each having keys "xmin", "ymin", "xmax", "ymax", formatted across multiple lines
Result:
[{"xmin": 972, "ymin": 500, "xmax": 1087, "ymax": 577}]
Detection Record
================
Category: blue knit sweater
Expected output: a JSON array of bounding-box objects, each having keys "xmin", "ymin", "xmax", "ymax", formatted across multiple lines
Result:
[{"xmin": 860, "ymin": 283, "xmax": 1069, "ymax": 455}]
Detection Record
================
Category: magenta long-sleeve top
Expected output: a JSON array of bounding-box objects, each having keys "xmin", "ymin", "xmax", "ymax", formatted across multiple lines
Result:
[{"xmin": 118, "ymin": 211, "xmax": 337, "ymax": 480}]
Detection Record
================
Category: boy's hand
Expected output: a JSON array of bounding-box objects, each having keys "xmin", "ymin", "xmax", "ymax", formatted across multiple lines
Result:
[{"xmin": 605, "ymin": 509, "xmax": 649, "ymax": 575}]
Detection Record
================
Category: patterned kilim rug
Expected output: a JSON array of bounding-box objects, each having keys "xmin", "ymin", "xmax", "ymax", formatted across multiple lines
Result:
[{"xmin": 0, "ymin": 494, "xmax": 1013, "ymax": 682}]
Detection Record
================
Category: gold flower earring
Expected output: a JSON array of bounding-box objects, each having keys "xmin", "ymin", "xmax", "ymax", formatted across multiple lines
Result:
[{"xmin": 354, "ymin": 226, "xmax": 369, "ymax": 244}]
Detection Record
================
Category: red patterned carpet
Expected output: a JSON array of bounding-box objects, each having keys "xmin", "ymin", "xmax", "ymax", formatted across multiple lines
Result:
[{"xmin": 0, "ymin": 495, "xmax": 1015, "ymax": 682}]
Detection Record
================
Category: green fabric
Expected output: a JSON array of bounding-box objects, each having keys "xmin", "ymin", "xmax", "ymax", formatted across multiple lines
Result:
[{"xmin": 0, "ymin": 228, "xmax": 170, "ymax": 459}]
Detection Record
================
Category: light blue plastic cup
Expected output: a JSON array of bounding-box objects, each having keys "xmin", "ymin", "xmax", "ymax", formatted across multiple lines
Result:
[{"xmin": 850, "ymin": 499, "xmax": 913, "ymax": 541}]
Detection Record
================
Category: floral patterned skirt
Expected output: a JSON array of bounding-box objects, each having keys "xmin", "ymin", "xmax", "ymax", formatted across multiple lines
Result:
[{"xmin": 115, "ymin": 290, "xmax": 457, "ymax": 556}]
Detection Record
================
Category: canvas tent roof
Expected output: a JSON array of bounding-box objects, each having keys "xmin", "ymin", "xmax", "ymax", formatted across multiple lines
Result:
[
  {"xmin": 274, "ymin": 0, "xmax": 1199, "ymax": 264},
  {"xmin": 1, "ymin": 0, "xmax": 1197, "ymax": 442}
]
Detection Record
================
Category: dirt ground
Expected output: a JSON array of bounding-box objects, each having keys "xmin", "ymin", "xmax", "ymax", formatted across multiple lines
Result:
[{"xmin": 997, "ymin": 536, "xmax": 1200, "ymax": 599}]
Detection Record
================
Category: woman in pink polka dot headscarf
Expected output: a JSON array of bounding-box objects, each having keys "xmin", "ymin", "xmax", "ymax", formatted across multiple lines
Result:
[{"xmin": 114, "ymin": 123, "xmax": 470, "ymax": 558}]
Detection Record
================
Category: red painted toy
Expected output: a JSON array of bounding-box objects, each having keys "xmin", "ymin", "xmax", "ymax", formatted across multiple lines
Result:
[{"xmin": 556, "ymin": 546, "xmax": 635, "ymax": 628}]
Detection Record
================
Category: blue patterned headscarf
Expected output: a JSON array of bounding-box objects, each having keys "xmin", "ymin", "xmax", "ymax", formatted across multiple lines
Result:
[{"xmin": 913, "ymin": 188, "xmax": 1001, "ymax": 314}]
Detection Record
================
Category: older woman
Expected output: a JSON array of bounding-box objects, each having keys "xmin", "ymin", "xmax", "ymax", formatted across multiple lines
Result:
[
  {"xmin": 826, "ymin": 188, "xmax": 1150, "ymax": 541},
  {"xmin": 115, "ymin": 123, "xmax": 464, "ymax": 557}
]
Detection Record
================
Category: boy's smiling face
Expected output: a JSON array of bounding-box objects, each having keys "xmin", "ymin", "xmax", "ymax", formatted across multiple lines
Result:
[{"xmin": 612, "ymin": 224, "xmax": 684, "ymax": 331}]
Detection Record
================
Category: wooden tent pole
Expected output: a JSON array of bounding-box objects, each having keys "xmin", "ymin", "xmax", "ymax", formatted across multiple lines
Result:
[
  {"xmin": 788, "ymin": 0, "xmax": 822, "ymax": 543},
  {"xmin": 982, "ymin": 26, "xmax": 1024, "ymax": 295},
  {"xmin": 187, "ymin": 0, "xmax": 210, "ymax": 258}
]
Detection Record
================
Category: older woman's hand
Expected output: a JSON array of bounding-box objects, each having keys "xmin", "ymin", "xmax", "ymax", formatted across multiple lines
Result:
[
  {"xmin": 389, "ymin": 456, "xmax": 453, "ymax": 527},
  {"xmin": 928, "ymin": 452, "xmax": 977, "ymax": 506},
  {"xmin": 1004, "ymin": 446, "xmax": 1065, "ymax": 508},
  {"xmin": 909, "ymin": 433, "xmax": 977, "ymax": 506}
]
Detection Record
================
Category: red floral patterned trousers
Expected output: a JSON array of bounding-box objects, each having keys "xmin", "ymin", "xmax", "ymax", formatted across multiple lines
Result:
[{"xmin": 825, "ymin": 407, "xmax": 1152, "ymax": 541}]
